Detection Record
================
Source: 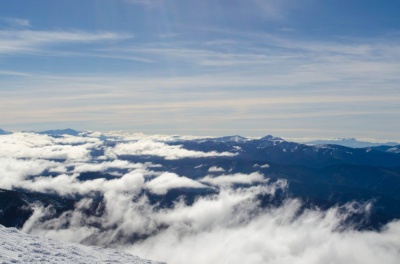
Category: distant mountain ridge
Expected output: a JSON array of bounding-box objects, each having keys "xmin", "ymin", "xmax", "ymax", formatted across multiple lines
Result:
[
  {"xmin": 0, "ymin": 129, "xmax": 12, "ymax": 135},
  {"xmin": 212, "ymin": 135, "xmax": 249, "ymax": 143},
  {"xmin": 25, "ymin": 129, "xmax": 400, "ymax": 168},
  {"xmin": 304, "ymin": 138, "xmax": 399, "ymax": 148},
  {"xmin": 38, "ymin": 128, "xmax": 80, "ymax": 136},
  {"xmin": 176, "ymin": 135, "xmax": 400, "ymax": 168},
  {"xmin": 4, "ymin": 128, "xmax": 400, "ymax": 148},
  {"xmin": 193, "ymin": 135, "xmax": 399, "ymax": 149}
]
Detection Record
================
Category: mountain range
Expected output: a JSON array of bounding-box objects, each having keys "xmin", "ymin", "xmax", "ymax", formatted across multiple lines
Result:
[
  {"xmin": 304, "ymin": 138, "xmax": 399, "ymax": 148},
  {"xmin": 1, "ymin": 129, "xmax": 399, "ymax": 229}
]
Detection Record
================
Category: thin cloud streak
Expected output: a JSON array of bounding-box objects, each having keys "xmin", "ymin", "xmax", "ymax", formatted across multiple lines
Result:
[
  {"xmin": 0, "ymin": 30, "xmax": 131, "ymax": 55},
  {"xmin": 2, "ymin": 18, "xmax": 31, "ymax": 27}
]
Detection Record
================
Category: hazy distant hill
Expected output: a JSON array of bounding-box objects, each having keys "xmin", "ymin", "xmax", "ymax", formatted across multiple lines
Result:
[
  {"xmin": 38, "ymin": 128, "xmax": 80, "ymax": 136},
  {"xmin": 0, "ymin": 129, "xmax": 12, "ymax": 135},
  {"xmin": 304, "ymin": 138, "xmax": 399, "ymax": 148}
]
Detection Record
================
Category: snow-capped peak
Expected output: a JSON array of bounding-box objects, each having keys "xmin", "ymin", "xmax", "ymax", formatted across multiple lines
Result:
[
  {"xmin": 259, "ymin": 135, "xmax": 284, "ymax": 141},
  {"xmin": 213, "ymin": 135, "xmax": 248, "ymax": 143}
]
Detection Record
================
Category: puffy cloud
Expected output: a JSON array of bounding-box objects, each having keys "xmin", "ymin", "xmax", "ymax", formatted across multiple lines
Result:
[
  {"xmin": 23, "ymin": 183, "xmax": 283, "ymax": 246},
  {"xmin": 16, "ymin": 170, "xmax": 145, "ymax": 196},
  {"xmin": 208, "ymin": 166, "xmax": 225, "ymax": 172},
  {"xmin": 149, "ymin": 186, "xmax": 275, "ymax": 230},
  {"xmin": 0, "ymin": 133, "xmax": 99, "ymax": 161},
  {"xmin": 253, "ymin": 163, "xmax": 271, "ymax": 169},
  {"xmin": 108, "ymin": 140, "xmax": 236, "ymax": 159},
  {"xmin": 71, "ymin": 160, "xmax": 151, "ymax": 174},
  {"xmin": 200, "ymin": 172, "xmax": 267, "ymax": 186},
  {"xmin": 145, "ymin": 172, "xmax": 207, "ymax": 195},
  {"xmin": 128, "ymin": 201, "xmax": 400, "ymax": 264},
  {"xmin": 19, "ymin": 179, "xmax": 400, "ymax": 264},
  {"xmin": 0, "ymin": 158, "xmax": 59, "ymax": 189},
  {"xmin": 0, "ymin": 133, "xmax": 160, "ymax": 194}
]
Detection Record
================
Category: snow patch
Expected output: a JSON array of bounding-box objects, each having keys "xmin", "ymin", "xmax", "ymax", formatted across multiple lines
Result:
[{"xmin": 0, "ymin": 225, "xmax": 163, "ymax": 264}]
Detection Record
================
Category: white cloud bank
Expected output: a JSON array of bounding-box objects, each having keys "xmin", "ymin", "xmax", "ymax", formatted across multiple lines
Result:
[
  {"xmin": 108, "ymin": 140, "xmax": 236, "ymax": 159},
  {"xmin": 0, "ymin": 133, "xmax": 99, "ymax": 161},
  {"xmin": 145, "ymin": 173, "xmax": 207, "ymax": 195},
  {"xmin": 0, "ymin": 158, "xmax": 59, "ymax": 189},
  {"xmin": 208, "ymin": 166, "xmax": 225, "ymax": 172},
  {"xmin": 71, "ymin": 160, "xmax": 149, "ymax": 173},
  {"xmin": 201, "ymin": 172, "xmax": 267, "ymax": 186},
  {"xmin": 128, "ymin": 200, "xmax": 400, "ymax": 264},
  {"xmin": 21, "ymin": 183, "xmax": 400, "ymax": 264}
]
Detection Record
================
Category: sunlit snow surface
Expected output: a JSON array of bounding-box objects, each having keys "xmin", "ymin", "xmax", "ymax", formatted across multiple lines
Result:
[{"xmin": 0, "ymin": 225, "xmax": 163, "ymax": 264}]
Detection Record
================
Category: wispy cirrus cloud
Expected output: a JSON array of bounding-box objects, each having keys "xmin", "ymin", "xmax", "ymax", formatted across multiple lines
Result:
[
  {"xmin": 122, "ymin": 0, "xmax": 164, "ymax": 7},
  {"xmin": 0, "ymin": 70, "xmax": 32, "ymax": 77},
  {"xmin": 2, "ymin": 17, "xmax": 31, "ymax": 27},
  {"xmin": 248, "ymin": 0, "xmax": 300, "ymax": 20},
  {"xmin": 0, "ymin": 30, "xmax": 131, "ymax": 55}
]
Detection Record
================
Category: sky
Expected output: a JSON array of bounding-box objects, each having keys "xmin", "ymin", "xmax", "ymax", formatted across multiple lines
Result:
[{"xmin": 1, "ymin": 0, "xmax": 400, "ymax": 140}]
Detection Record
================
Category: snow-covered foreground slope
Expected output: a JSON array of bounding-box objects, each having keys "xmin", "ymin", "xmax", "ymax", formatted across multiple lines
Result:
[{"xmin": 0, "ymin": 225, "xmax": 164, "ymax": 264}]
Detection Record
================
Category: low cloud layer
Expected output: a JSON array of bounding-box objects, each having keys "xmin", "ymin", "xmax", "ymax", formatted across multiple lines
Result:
[
  {"xmin": 128, "ymin": 201, "xmax": 400, "ymax": 264},
  {"xmin": 145, "ymin": 172, "xmax": 207, "ymax": 195},
  {"xmin": 0, "ymin": 132, "xmax": 399, "ymax": 264},
  {"xmin": 109, "ymin": 140, "xmax": 236, "ymax": 159},
  {"xmin": 208, "ymin": 166, "xmax": 225, "ymax": 172},
  {"xmin": 0, "ymin": 132, "xmax": 99, "ymax": 161},
  {"xmin": 200, "ymin": 172, "xmax": 267, "ymax": 186}
]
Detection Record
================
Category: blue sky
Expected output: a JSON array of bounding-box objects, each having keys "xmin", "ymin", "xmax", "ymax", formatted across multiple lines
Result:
[{"xmin": 1, "ymin": 0, "xmax": 400, "ymax": 140}]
